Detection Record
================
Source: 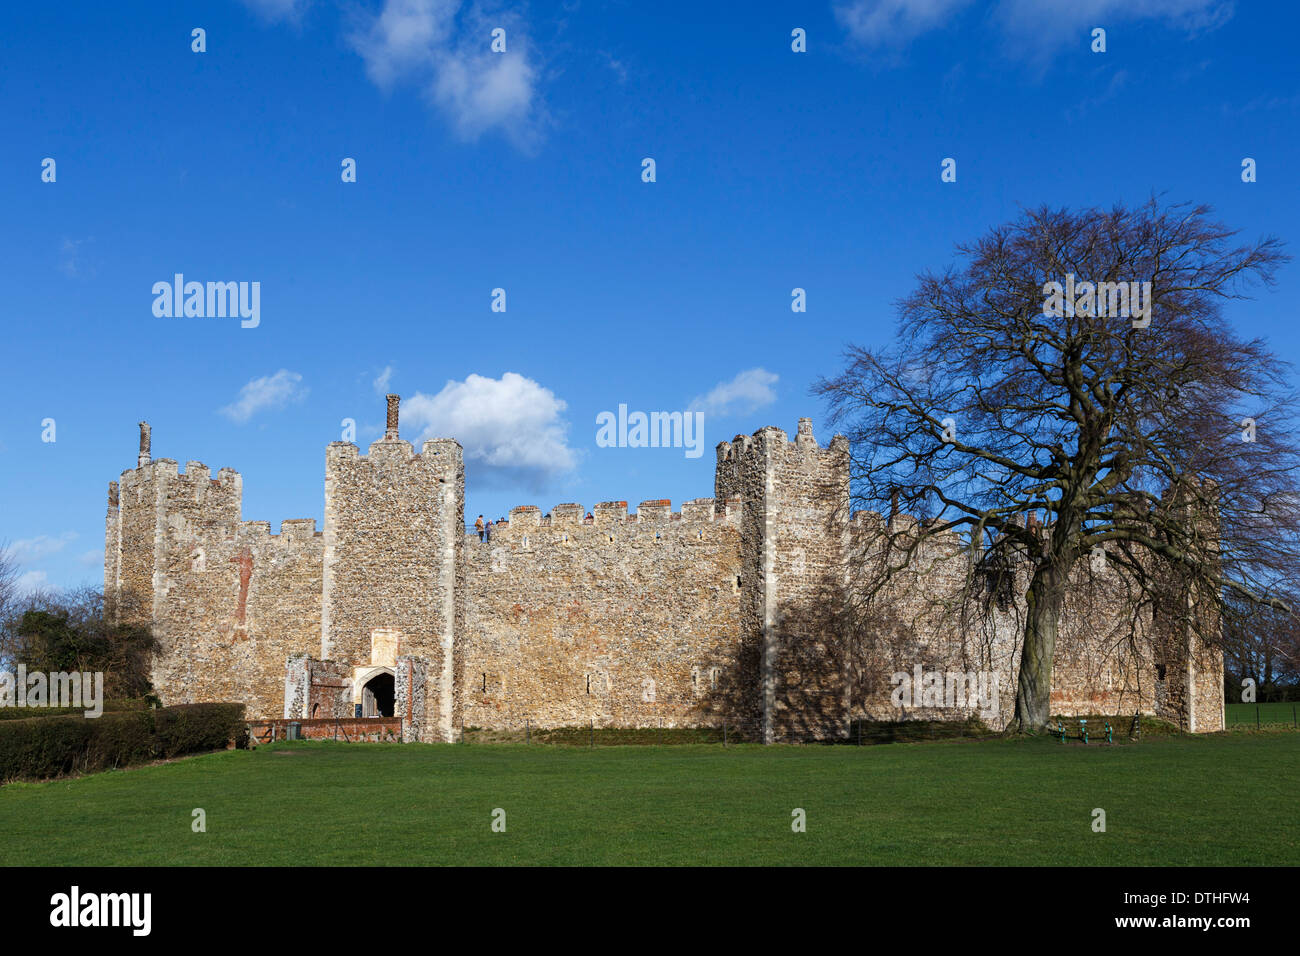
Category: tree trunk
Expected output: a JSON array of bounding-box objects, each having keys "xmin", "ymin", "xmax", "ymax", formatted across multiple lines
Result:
[{"xmin": 1012, "ymin": 562, "xmax": 1068, "ymax": 733}]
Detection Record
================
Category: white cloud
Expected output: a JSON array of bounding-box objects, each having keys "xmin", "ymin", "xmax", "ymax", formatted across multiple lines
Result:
[
  {"xmin": 834, "ymin": 0, "xmax": 973, "ymax": 48},
  {"xmin": 11, "ymin": 532, "xmax": 77, "ymax": 563},
  {"xmin": 350, "ymin": 0, "xmax": 456, "ymax": 87},
  {"xmin": 402, "ymin": 372, "xmax": 575, "ymax": 487},
  {"xmin": 835, "ymin": 0, "xmax": 1232, "ymax": 53},
  {"xmin": 76, "ymin": 549, "xmax": 104, "ymax": 567},
  {"xmin": 689, "ymin": 368, "xmax": 779, "ymax": 417},
  {"xmin": 16, "ymin": 570, "xmax": 48, "ymax": 594},
  {"xmin": 219, "ymin": 370, "xmax": 308, "ymax": 423},
  {"xmin": 373, "ymin": 365, "xmax": 395, "ymax": 395},
  {"xmin": 348, "ymin": 0, "xmax": 544, "ymax": 149}
]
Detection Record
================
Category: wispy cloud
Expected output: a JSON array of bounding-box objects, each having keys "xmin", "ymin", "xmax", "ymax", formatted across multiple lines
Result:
[
  {"xmin": 16, "ymin": 570, "xmax": 48, "ymax": 594},
  {"xmin": 59, "ymin": 237, "xmax": 94, "ymax": 278},
  {"xmin": 835, "ymin": 0, "xmax": 1233, "ymax": 58},
  {"xmin": 689, "ymin": 368, "xmax": 779, "ymax": 417},
  {"xmin": 238, "ymin": 0, "xmax": 310, "ymax": 23},
  {"xmin": 834, "ymin": 0, "xmax": 973, "ymax": 49},
  {"xmin": 373, "ymin": 365, "xmax": 395, "ymax": 395},
  {"xmin": 11, "ymin": 532, "xmax": 77, "ymax": 563},
  {"xmin": 402, "ymin": 372, "xmax": 575, "ymax": 488},
  {"xmin": 219, "ymin": 370, "xmax": 308, "ymax": 423}
]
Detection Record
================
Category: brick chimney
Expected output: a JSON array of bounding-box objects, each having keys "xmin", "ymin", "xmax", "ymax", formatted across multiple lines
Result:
[
  {"xmin": 385, "ymin": 394, "xmax": 400, "ymax": 440},
  {"xmin": 137, "ymin": 422, "xmax": 152, "ymax": 468}
]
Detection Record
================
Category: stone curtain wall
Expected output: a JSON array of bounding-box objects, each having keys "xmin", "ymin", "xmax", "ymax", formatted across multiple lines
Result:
[
  {"xmin": 460, "ymin": 499, "xmax": 750, "ymax": 730},
  {"xmin": 845, "ymin": 513, "xmax": 1024, "ymax": 728},
  {"xmin": 107, "ymin": 412, "xmax": 1224, "ymax": 736},
  {"xmin": 321, "ymin": 434, "xmax": 465, "ymax": 742},
  {"xmin": 843, "ymin": 515, "xmax": 1201, "ymax": 730}
]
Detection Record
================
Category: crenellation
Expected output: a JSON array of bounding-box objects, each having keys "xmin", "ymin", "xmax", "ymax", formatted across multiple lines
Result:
[
  {"xmin": 637, "ymin": 499, "xmax": 671, "ymax": 521},
  {"xmin": 327, "ymin": 441, "xmax": 360, "ymax": 461},
  {"xmin": 508, "ymin": 505, "xmax": 542, "ymax": 527},
  {"xmin": 280, "ymin": 518, "xmax": 317, "ymax": 541},
  {"xmin": 681, "ymin": 498, "xmax": 715, "ymax": 521},
  {"xmin": 592, "ymin": 501, "xmax": 628, "ymax": 525},
  {"xmin": 550, "ymin": 503, "xmax": 584, "ymax": 525}
]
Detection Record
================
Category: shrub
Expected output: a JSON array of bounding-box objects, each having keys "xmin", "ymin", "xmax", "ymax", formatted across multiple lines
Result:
[
  {"xmin": 84, "ymin": 710, "xmax": 156, "ymax": 771},
  {"xmin": 0, "ymin": 702, "xmax": 245, "ymax": 783},
  {"xmin": 0, "ymin": 716, "xmax": 93, "ymax": 781},
  {"xmin": 0, "ymin": 698, "xmax": 152, "ymax": 721},
  {"xmin": 152, "ymin": 703, "xmax": 245, "ymax": 758}
]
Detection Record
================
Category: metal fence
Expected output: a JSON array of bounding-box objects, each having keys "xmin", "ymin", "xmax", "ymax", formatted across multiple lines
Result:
[
  {"xmin": 451, "ymin": 715, "xmax": 999, "ymax": 747},
  {"xmin": 1225, "ymin": 702, "xmax": 1300, "ymax": 729}
]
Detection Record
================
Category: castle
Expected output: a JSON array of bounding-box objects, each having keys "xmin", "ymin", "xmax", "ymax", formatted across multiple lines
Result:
[{"xmin": 104, "ymin": 395, "xmax": 1225, "ymax": 742}]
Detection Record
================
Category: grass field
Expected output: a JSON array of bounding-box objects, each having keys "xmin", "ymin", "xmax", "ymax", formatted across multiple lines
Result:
[
  {"xmin": 1226, "ymin": 701, "xmax": 1299, "ymax": 727},
  {"xmin": 2, "ymin": 733, "xmax": 1296, "ymax": 866}
]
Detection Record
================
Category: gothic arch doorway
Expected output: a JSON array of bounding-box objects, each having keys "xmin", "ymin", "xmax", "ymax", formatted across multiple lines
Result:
[{"xmin": 359, "ymin": 669, "xmax": 395, "ymax": 717}]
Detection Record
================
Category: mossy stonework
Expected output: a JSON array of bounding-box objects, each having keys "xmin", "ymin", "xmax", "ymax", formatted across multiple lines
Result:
[{"xmin": 104, "ymin": 397, "xmax": 1224, "ymax": 742}]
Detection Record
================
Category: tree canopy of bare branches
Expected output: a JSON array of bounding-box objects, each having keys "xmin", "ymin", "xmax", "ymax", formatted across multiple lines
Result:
[{"xmin": 817, "ymin": 198, "xmax": 1297, "ymax": 731}]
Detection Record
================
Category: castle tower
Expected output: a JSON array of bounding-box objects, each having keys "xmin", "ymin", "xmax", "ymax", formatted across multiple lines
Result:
[
  {"xmin": 105, "ymin": 422, "xmax": 245, "ymax": 699},
  {"xmin": 321, "ymin": 395, "xmax": 465, "ymax": 742},
  {"xmin": 1151, "ymin": 479, "xmax": 1226, "ymax": 732},
  {"xmin": 715, "ymin": 418, "xmax": 852, "ymax": 742}
]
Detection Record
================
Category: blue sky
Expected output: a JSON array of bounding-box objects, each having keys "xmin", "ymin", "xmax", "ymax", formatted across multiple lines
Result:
[{"xmin": 2, "ymin": 0, "xmax": 1297, "ymax": 592}]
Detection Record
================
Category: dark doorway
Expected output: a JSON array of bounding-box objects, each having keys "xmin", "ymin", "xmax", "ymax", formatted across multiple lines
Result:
[{"xmin": 362, "ymin": 672, "xmax": 395, "ymax": 717}]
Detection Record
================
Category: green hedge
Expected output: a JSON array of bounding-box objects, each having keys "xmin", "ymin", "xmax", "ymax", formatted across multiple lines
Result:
[
  {"xmin": 153, "ymin": 703, "xmax": 247, "ymax": 758},
  {"xmin": 0, "ymin": 698, "xmax": 151, "ymax": 721},
  {"xmin": 0, "ymin": 703, "xmax": 245, "ymax": 783}
]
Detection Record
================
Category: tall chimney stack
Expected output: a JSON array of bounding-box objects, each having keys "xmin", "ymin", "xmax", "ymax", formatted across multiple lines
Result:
[
  {"xmin": 138, "ymin": 422, "xmax": 152, "ymax": 468},
  {"xmin": 385, "ymin": 394, "xmax": 400, "ymax": 440}
]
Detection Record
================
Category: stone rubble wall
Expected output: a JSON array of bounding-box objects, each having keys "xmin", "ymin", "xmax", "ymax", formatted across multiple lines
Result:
[
  {"xmin": 460, "ymin": 499, "xmax": 751, "ymax": 730},
  {"xmin": 321, "ymin": 436, "xmax": 464, "ymax": 741}
]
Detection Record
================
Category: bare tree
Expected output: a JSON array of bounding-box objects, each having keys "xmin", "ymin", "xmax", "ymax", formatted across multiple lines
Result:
[
  {"xmin": 0, "ymin": 543, "xmax": 19, "ymax": 666},
  {"xmin": 0, "ymin": 544, "xmax": 16, "ymax": 608},
  {"xmin": 1223, "ymin": 591, "xmax": 1300, "ymax": 702},
  {"xmin": 817, "ymin": 198, "xmax": 1298, "ymax": 732}
]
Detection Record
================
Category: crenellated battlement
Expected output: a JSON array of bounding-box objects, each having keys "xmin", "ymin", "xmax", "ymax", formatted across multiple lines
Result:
[
  {"xmin": 234, "ymin": 518, "xmax": 322, "ymax": 544},
  {"xmin": 715, "ymin": 417, "xmax": 845, "ymax": 466},
  {"xmin": 325, "ymin": 436, "xmax": 464, "ymax": 470},
  {"xmin": 488, "ymin": 497, "xmax": 741, "ymax": 535}
]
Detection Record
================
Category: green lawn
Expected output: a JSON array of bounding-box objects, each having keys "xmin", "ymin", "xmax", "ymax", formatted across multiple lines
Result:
[
  {"xmin": 2, "ymin": 734, "xmax": 1296, "ymax": 866},
  {"xmin": 1226, "ymin": 701, "xmax": 1299, "ymax": 727}
]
